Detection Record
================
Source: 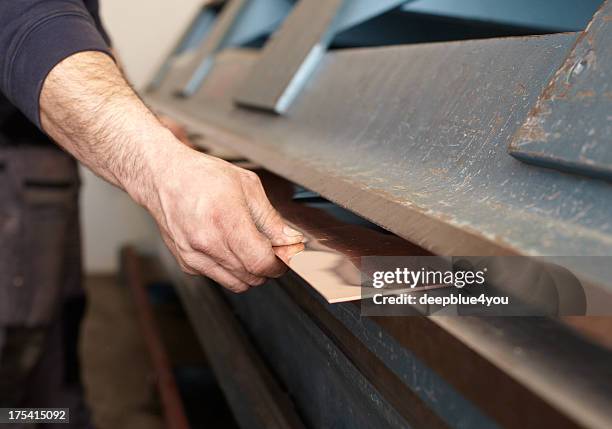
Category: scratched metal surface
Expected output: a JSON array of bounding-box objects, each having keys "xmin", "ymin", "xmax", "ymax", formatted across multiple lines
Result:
[
  {"xmin": 509, "ymin": 1, "xmax": 612, "ymax": 180},
  {"xmin": 147, "ymin": 33, "xmax": 612, "ymax": 288}
]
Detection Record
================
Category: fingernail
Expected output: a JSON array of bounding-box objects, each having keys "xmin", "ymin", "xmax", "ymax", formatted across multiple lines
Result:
[{"xmin": 283, "ymin": 225, "xmax": 302, "ymax": 237}]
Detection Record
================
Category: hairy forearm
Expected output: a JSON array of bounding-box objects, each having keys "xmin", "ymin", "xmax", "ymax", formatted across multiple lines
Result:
[
  {"xmin": 39, "ymin": 51, "xmax": 183, "ymax": 205},
  {"xmin": 39, "ymin": 50, "xmax": 304, "ymax": 293}
]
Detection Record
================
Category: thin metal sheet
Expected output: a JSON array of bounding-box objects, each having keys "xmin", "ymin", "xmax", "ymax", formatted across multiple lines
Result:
[
  {"xmin": 509, "ymin": 0, "xmax": 612, "ymax": 181},
  {"xmin": 286, "ymin": 245, "xmax": 446, "ymax": 303},
  {"xmin": 253, "ymin": 171, "xmax": 438, "ymax": 303},
  {"xmin": 259, "ymin": 171, "xmax": 610, "ymax": 312}
]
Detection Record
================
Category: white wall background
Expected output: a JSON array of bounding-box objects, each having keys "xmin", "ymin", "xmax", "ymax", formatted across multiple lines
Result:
[{"xmin": 81, "ymin": 0, "xmax": 201, "ymax": 273}]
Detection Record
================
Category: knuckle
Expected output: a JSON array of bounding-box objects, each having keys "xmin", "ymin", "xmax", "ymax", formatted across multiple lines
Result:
[
  {"xmin": 210, "ymin": 207, "xmax": 230, "ymax": 230},
  {"xmin": 244, "ymin": 252, "xmax": 273, "ymax": 276},
  {"xmin": 260, "ymin": 206, "xmax": 280, "ymax": 226},
  {"xmin": 269, "ymin": 264, "xmax": 288, "ymax": 279},
  {"xmin": 241, "ymin": 170, "xmax": 261, "ymax": 185},
  {"xmin": 178, "ymin": 260, "xmax": 195, "ymax": 275},
  {"xmin": 227, "ymin": 283, "xmax": 249, "ymax": 294},
  {"xmin": 181, "ymin": 252, "xmax": 199, "ymax": 268},
  {"xmin": 243, "ymin": 274, "xmax": 266, "ymax": 287},
  {"xmin": 182, "ymin": 252, "xmax": 215, "ymax": 276},
  {"xmin": 217, "ymin": 257, "xmax": 243, "ymax": 275},
  {"xmin": 190, "ymin": 233, "xmax": 214, "ymax": 254},
  {"xmin": 250, "ymin": 277, "xmax": 266, "ymax": 287}
]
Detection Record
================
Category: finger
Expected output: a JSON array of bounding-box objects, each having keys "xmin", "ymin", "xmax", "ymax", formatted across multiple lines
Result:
[
  {"xmin": 161, "ymin": 233, "xmax": 199, "ymax": 275},
  {"xmin": 223, "ymin": 206, "xmax": 288, "ymax": 278},
  {"xmin": 273, "ymin": 242, "xmax": 306, "ymax": 265},
  {"xmin": 208, "ymin": 248, "xmax": 267, "ymax": 286},
  {"xmin": 183, "ymin": 252, "xmax": 253, "ymax": 293},
  {"xmin": 206, "ymin": 264, "xmax": 253, "ymax": 293},
  {"xmin": 190, "ymin": 230, "xmax": 267, "ymax": 286},
  {"xmin": 240, "ymin": 171, "xmax": 304, "ymax": 246}
]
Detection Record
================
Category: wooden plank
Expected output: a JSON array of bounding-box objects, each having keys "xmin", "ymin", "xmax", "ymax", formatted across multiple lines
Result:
[{"xmin": 122, "ymin": 247, "xmax": 191, "ymax": 429}]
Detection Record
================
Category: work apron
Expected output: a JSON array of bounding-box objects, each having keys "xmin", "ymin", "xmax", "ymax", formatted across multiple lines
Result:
[{"xmin": 0, "ymin": 142, "xmax": 85, "ymax": 414}]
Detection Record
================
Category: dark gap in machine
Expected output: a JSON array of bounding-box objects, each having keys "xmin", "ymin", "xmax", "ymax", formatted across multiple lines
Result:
[
  {"xmin": 292, "ymin": 185, "xmax": 392, "ymax": 234},
  {"xmin": 143, "ymin": 275, "xmax": 240, "ymax": 429},
  {"xmin": 241, "ymin": 8, "xmax": 570, "ymax": 50},
  {"xmin": 330, "ymin": 9, "xmax": 563, "ymax": 49}
]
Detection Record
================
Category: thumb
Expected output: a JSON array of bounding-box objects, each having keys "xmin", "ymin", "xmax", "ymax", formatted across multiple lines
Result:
[
  {"xmin": 245, "ymin": 179, "xmax": 304, "ymax": 246},
  {"xmin": 254, "ymin": 203, "xmax": 304, "ymax": 246}
]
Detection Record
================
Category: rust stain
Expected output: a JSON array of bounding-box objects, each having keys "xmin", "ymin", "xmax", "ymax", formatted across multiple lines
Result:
[
  {"xmin": 515, "ymin": 83, "xmax": 527, "ymax": 97},
  {"xmin": 512, "ymin": 4, "xmax": 605, "ymax": 149},
  {"xmin": 428, "ymin": 167, "xmax": 449, "ymax": 177},
  {"xmin": 575, "ymin": 90, "xmax": 596, "ymax": 99},
  {"xmin": 514, "ymin": 115, "xmax": 548, "ymax": 144}
]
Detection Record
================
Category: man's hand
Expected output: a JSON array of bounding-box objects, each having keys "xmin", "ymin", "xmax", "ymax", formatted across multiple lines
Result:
[
  {"xmin": 144, "ymin": 143, "xmax": 304, "ymax": 292},
  {"xmin": 39, "ymin": 51, "xmax": 303, "ymax": 292}
]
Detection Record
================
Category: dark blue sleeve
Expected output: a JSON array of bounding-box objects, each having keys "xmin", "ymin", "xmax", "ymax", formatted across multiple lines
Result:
[
  {"xmin": 83, "ymin": 0, "xmax": 113, "ymax": 46},
  {"xmin": 0, "ymin": 0, "xmax": 113, "ymax": 129}
]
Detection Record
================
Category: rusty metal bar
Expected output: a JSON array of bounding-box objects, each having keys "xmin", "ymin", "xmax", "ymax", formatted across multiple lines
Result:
[
  {"xmin": 173, "ymin": 274, "xmax": 307, "ymax": 429},
  {"xmin": 122, "ymin": 247, "xmax": 191, "ymax": 429},
  {"xmin": 509, "ymin": 0, "xmax": 612, "ymax": 181}
]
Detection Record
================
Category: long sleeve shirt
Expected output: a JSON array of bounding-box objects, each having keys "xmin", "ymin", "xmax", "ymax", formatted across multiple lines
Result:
[{"xmin": 0, "ymin": 0, "xmax": 112, "ymax": 142}]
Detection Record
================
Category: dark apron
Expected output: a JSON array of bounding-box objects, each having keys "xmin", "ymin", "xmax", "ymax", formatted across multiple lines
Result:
[
  {"xmin": 0, "ymin": 144, "xmax": 82, "ymax": 325},
  {"xmin": 0, "ymin": 143, "xmax": 86, "ymax": 417}
]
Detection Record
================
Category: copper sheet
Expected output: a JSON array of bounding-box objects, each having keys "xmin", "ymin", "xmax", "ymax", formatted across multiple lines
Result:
[{"xmin": 257, "ymin": 170, "xmax": 436, "ymax": 303}]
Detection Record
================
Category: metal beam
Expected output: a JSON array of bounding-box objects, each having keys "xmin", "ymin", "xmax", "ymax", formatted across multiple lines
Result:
[
  {"xmin": 147, "ymin": 34, "xmax": 612, "ymax": 269},
  {"xmin": 509, "ymin": 0, "xmax": 612, "ymax": 181}
]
